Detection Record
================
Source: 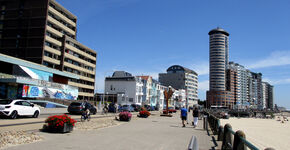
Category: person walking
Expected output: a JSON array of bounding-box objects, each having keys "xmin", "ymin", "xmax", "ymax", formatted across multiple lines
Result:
[
  {"xmin": 180, "ymin": 106, "xmax": 188, "ymax": 127},
  {"xmin": 192, "ymin": 106, "xmax": 200, "ymax": 128}
]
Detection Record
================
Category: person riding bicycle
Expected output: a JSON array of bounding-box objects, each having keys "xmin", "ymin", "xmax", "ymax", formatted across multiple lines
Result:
[
  {"xmin": 82, "ymin": 100, "xmax": 90, "ymax": 119},
  {"xmin": 103, "ymin": 102, "xmax": 109, "ymax": 114}
]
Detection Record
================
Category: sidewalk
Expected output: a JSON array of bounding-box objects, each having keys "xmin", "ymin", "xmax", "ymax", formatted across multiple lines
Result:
[{"xmin": 4, "ymin": 112, "xmax": 216, "ymax": 150}]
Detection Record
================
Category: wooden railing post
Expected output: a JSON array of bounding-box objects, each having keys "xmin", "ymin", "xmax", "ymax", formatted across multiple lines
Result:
[
  {"xmin": 222, "ymin": 124, "xmax": 233, "ymax": 150},
  {"xmin": 218, "ymin": 125, "xmax": 224, "ymax": 141},
  {"xmin": 264, "ymin": 148, "xmax": 275, "ymax": 150},
  {"xmin": 233, "ymin": 130, "xmax": 246, "ymax": 150}
]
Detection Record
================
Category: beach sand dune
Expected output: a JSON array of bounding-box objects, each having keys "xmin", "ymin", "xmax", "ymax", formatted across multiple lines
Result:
[{"xmin": 220, "ymin": 117, "xmax": 290, "ymax": 150}]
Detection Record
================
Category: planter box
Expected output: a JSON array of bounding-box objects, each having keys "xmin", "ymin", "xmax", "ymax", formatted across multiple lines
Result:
[
  {"xmin": 119, "ymin": 117, "xmax": 131, "ymax": 122},
  {"xmin": 138, "ymin": 114, "xmax": 148, "ymax": 118},
  {"xmin": 45, "ymin": 123, "xmax": 74, "ymax": 133}
]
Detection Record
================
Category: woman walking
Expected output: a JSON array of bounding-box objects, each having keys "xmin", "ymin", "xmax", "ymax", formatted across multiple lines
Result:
[{"xmin": 192, "ymin": 106, "xmax": 199, "ymax": 128}]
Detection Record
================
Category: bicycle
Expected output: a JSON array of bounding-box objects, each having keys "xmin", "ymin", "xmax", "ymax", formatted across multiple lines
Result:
[
  {"xmin": 81, "ymin": 110, "xmax": 91, "ymax": 122},
  {"xmin": 102, "ymin": 107, "xmax": 108, "ymax": 115}
]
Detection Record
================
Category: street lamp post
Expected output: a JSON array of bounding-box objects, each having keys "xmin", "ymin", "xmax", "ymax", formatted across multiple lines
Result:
[{"xmin": 185, "ymin": 86, "xmax": 189, "ymax": 124}]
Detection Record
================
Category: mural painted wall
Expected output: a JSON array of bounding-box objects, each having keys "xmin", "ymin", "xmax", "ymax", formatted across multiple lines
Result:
[{"xmin": 22, "ymin": 85, "xmax": 78, "ymax": 100}]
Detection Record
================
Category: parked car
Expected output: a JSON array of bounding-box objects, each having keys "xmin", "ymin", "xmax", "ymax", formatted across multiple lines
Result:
[
  {"xmin": 143, "ymin": 104, "xmax": 152, "ymax": 111},
  {"xmin": 131, "ymin": 104, "xmax": 141, "ymax": 112},
  {"xmin": 68, "ymin": 102, "xmax": 97, "ymax": 115},
  {"xmin": 108, "ymin": 103, "xmax": 117, "ymax": 113},
  {"xmin": 164, "ymin": 106, "xmax": 177, "ymax": 113},
  {"xmin": 0, "ymin": 99, "xmax": 40, "ymax": 119},
  {"xmin": 119, "ymin": 105, "xmax": 134, "ymax": 112}
]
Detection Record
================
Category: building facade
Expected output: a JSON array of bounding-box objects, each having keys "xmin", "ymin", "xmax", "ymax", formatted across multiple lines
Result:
[
  {"xmin": 209, "ymin": 28, "xmax": 229, "ymax": 91},
  {"xmin": 262, "ymin": 82, "xmax": 274, "ymax": 110},
  {"xmin": 207, "ymin": 28, "xmax": 234, "ymax": 108},
  {"xmin": 159, "ymin": 65, "xmax": 198, "ymax": 102},
  {"xmin": 138, "ymin": 76, "xmax": 153, "ymax": 105},
  {"xmin": 105, "ymin": 71, "xmax": 143, "ymax": 106},
  {"xmin": 228, "ymin": 62, "xmax": 251, "ymax": 109},
  {"xmin": 0, "ymin": 0, "xmax": 97, "ymax": 100},
  {"xmin": 0, "ymin": 53, "xmax": 79, "ymax": 101}
]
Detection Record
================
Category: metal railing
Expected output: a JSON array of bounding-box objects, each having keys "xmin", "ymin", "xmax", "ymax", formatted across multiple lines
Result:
[{"xmin": 204, "ymin": 111, "xmax": 274, "ymax": 150}]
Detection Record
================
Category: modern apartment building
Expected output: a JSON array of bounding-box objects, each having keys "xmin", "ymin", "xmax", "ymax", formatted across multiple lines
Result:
[
  {"xmin": 249, "ymin": 72, "xmax": 262, "ymax": 109},
  {"xmin": 208, "ymin": 27, "xmax": 229, "ymax": 91},
  {"xmin": 0, "ymin": 0, "xmax": 97, "ymax": 100},
  {"xmin": 207, "ymin": 28, "xmax": 234, "ymax": 108},
  {"xmin": 228, "ymin": 62, "xmax": 251, "ymax": 108},
  {"xmin": 159, "ymin": 65, "xmax": 198, "ymax": 102}
]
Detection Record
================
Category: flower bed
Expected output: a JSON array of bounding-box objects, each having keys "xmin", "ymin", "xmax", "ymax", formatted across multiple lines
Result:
[
  {"xmin": 138, "ymin": 110, "xmax": 151, "ymax": 118},
  {"xmin": 119, "ymin": 112, "xmax": 132, "ymax": 121},
  {"xmin": 43, "ymin": 114, "xmax": 77, "ymax": 133}
]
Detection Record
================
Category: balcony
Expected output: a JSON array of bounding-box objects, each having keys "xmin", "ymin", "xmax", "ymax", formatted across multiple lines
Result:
[
  {"xmin": 43, "ymin": 56, "xmax": 60, "ymax": 65},
  {"xmin": 48, "ymin": 6, "xmax": 76, "ymax": 27},
  {"xmin": 47, "ymin": 16, "xmax": 75, "ymax": 36},
  {"xmin": 65, "ymin": 44, "xmax": 96, "ymax": 61}
]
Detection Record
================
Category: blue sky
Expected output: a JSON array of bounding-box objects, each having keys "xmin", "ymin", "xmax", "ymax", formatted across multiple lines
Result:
[{"xmin": 58, "ymin": 0, "xmax": 290, "ymax": 109}]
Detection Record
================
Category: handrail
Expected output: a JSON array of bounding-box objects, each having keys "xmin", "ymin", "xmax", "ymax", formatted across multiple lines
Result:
[
  {"xmin": 228, "ymin": 127, "xmax": 235, "ymax": 135},
  {"xmin": 240, "ymin": 136, "xmax": 259, "ymax": 150},
  {"xmin": 205, "ymin": 111, "xmax": 274, "ymax": 150}
]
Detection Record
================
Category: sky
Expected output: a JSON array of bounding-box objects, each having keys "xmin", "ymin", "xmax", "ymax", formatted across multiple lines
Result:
[{"xmin": 58, "ymin": 0, "xmax": 290, "ymax": 109}]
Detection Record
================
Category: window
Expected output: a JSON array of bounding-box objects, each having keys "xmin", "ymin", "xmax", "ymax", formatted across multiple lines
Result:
[
  {"xmin": 22, "ymin": 101, "xmax": 31, "ymax": 106},
  {"xmin": 14, "ymin": 101, "xmax": 22, "ymax": 105}
]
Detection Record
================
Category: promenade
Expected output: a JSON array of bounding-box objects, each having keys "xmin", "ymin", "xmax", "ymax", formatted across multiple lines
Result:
[{"xmin": 4, "ymin": 112, "xmax": 216, "ymax": 150}]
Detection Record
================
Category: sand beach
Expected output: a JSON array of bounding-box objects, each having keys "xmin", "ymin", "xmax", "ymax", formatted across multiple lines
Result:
[{"xmin": 220, "ymin": 116, "xmax": 290, "ymax": 150}]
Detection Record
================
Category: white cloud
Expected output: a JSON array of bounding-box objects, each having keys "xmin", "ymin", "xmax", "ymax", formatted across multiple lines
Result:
[
  {"xmin": 247, "ymin": 51, "xmax": 290, "ymax": 69},
  {"xmin": 189, "ymin": 62, "xmax": 209, "ymax": 76},
  {"xmin": 198, "ymin": 80, "xmax": 209, "ymax": 91},
  {"xmin": 263, "ymin": 78, "xmax": 290, "ymax": 85}
]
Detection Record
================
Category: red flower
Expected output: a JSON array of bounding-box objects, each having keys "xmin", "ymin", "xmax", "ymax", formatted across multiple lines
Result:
[{"xmin": 45, "ymin": 114, "xmax": 77, "ymax": 128}]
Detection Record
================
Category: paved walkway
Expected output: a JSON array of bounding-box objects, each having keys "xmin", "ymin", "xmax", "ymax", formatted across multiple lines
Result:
[{"xmin": 5, "ymin": 112, "xmax": 216, "ymax": 150}]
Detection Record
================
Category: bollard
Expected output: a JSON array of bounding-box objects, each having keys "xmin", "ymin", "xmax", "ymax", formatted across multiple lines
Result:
[
  {"xmin": 218, "ymin": 125, "xmax": 224, "ymax": 141},
  {"xmin": 233, "ymin": 130, "xmax": 246, "ymax": 150},
  {"xmin": 222, "ymin": 124, "xmax": 233, "ymax": 150},
  {"xmin": 264, "ymin": 148, "xmax": 275, "ymax": 150},
  {"xmin": 203, "ymin": 115, "xmax": 206, "ymax": 130},
  {"xmin": 188, "ymin": 136, "xmax": 199, "ymax": 150}
]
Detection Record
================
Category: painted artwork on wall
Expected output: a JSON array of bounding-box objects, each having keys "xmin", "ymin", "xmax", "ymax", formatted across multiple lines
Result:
[{"xmin": 22, "ymin": 85, "xmax": 78, "ymax": 100}]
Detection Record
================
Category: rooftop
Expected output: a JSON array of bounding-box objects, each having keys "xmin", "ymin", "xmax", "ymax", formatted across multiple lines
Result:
[{"xmin": 208, "ymin": 27, "xmax": 229, "ymax": 36}]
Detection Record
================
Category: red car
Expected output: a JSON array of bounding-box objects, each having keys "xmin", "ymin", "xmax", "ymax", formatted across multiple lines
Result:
[{"xmin": 163, "ymin": 107, "xmax": 176, "ymax": 113}]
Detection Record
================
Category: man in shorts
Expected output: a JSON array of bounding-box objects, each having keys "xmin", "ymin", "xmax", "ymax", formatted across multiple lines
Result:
[{"xmin": 180, "ymin": 106, "xmax": 188, "ymax": 127}]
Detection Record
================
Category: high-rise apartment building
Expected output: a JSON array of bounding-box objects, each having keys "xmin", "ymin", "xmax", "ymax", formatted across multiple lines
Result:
[
  {"xmin": 249, "ymin": 72, "xmax": 262, "ymax": 109},
  {"xmin": 228, "ymin": 62, "xmax": 251, "ymax": 108},
  {"xmin": 159, "ymin": 65, "xmax": 198, "ymax": 102},
  {"xmin": 209, "ymin": 27, "xmax": 229, "ymax": 91},
  {"xmin": 262, "ymin": 82, "xmax": 274, "ymax": 110},
  {"xmin": 0, "ymin": 0, "xmax": 97, "ymax": 100},
  {"xmin": 207, "ymin": 28, "xmax": 234, "ymax": 108}
]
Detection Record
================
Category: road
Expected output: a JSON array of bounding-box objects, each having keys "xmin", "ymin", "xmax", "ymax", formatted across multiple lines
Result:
[
  {"xmin": 0, "ymin": 108, "xmax": 117, "ymax": 132},
  {"xmin": 4, "ymin": 112, "xmax": 216, "ymax": 150}
]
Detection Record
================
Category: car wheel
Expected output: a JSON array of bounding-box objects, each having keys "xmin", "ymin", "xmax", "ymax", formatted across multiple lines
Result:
[
  {"xmin": 93, "ymin": 109, "xmax": 97, "ymax": 115},
  {"xmin": 10, "ymin": 111, "xmax": 18, "ymax": 119},
  {"xmin": 33, "ymin": 111, "xmax": 39, "ymax": 118}
]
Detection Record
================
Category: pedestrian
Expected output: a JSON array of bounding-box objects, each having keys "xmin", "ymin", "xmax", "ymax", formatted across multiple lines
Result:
[
  {"xmin": 192, "ymin": 106, "xmax": 200, "ymax": 128},
  {"xmin": 180, "ymin": 106, "xmax": 188, "ymax": 127},
  {"xmin": 114, "ymin": 103, "xmax": 118, "ymax": 113}
]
